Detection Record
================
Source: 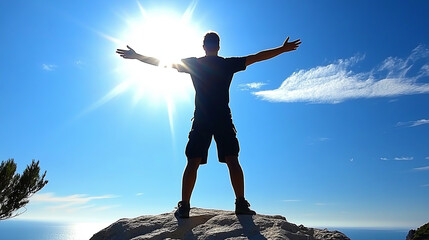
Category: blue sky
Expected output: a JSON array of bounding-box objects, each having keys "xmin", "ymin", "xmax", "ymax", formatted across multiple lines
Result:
[{"xmin": 1, "ymin": 0, "xmax": 428, "ymax": 229}]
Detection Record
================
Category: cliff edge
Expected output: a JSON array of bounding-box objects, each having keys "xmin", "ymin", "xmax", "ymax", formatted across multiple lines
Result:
[
  {"xmin": 406, "ymin": 221, "xmax": 429, "ymax": 240},
  {"xmin": 90, "ymin": 208, "xmax": 350, "ymax": 240}
]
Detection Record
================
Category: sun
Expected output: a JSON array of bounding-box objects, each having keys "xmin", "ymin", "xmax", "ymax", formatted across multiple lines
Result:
[
  {"xmin": 117, "ymin": 2, "xmax": 205, "ymax": 103},
  {"xmin": 117, "ymin": 2, "xmax": 204, "ymax": 106},
  {"xmin": 87, "ymin": 2, "xmax": 205, "ymax": 133}
]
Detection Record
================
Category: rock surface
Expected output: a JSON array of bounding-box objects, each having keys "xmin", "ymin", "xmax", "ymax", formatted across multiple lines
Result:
[
  {"xmin": 90, "ymin": 208, "xmax": 350, "ymax": 240},
  {"xmin": 406, "ymin": 221, "xmax": 429, "ymax": 240}
]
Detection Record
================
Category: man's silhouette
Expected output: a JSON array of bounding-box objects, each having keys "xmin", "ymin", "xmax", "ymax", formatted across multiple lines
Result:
[{"xmin": 117, "ymin": 32, "xmax": 301, "ymax": 218}]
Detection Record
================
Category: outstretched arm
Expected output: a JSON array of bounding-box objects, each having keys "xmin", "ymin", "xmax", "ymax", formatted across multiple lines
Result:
[
  {"xmin": 116, "ymin": 46, "xmax": 160, "ymax": 66},
  {"xmin": 245, "ymin": 37, "xmax": 301, "ymax": 66}
]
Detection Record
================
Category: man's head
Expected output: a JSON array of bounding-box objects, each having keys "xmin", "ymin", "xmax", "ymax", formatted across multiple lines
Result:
[{"xmin": 203, "ymin": 31, "xmax": 220, "ymax": 55}]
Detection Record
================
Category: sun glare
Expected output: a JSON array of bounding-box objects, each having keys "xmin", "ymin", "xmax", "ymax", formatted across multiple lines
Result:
[
  {"xmin": 88, "ymin": 2, "xmax": 205, "ymax": 134},
  {"xmin": 117, "ymin": 2, "xmax": 204, "ymax": 104}
]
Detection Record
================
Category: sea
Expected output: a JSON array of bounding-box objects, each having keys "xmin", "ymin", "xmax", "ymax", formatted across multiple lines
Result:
[
  {"xmin": 0, "ymin": 220, "xmax": 410, "ymax": 240},
  {"xmin": 0, "ymin": 220, "xmax": 108, "ymax": 240}
]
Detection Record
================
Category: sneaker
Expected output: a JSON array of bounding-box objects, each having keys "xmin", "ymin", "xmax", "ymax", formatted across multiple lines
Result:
[
  {"xmin": 175, "ymin": 201, "xmax": 190, "ymax": 218},
  {"xmin": 235, "ymin": 197, "xmax": 256, "ymax": 215}
]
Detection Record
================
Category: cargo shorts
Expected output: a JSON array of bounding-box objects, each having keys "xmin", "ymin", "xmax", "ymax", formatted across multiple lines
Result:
[{"xmin": 185, "ymin": 115, "xmax": 240, "ymax": 164}]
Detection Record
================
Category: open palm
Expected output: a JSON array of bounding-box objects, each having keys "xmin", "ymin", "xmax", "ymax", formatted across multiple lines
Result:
[{"xmin": 116, "ymin": 45, "xmax": 138, "ymax": 59}]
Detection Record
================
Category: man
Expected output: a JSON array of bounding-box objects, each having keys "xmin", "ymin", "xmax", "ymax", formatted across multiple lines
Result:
[{"xmin": 116, "ymin": 32, "xmax": 301, "ymax": 218}]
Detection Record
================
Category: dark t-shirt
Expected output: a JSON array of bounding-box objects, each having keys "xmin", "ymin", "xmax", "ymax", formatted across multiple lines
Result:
[{"xmin": 176, "ymin": 56, "xmax": 247, "ymax": 119}]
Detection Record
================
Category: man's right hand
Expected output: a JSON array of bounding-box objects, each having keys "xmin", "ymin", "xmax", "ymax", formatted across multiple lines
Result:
[{"xmin": 116, "ymin": 45, "xmax": 138, "ymax": 59}]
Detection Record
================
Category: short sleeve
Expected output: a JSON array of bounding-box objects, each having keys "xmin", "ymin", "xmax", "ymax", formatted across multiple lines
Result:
[
  {"xmin": 226, "ymin": 57, "xmax": 247, "ymax": 73},
  {"xmin": 174, "ymin": 57, "xmax": 197, "ymax": 73}
]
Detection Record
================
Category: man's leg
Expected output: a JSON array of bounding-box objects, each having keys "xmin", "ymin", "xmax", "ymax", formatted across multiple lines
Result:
[
  {"xmin": 181, "ymin": 157, "xmax": 202, "ymax": 203},
  {"xmin": 225, "ymin": 155, "xmax": 256, "ymax": 215},
  {"xmin": 176, "ymin": 157, "xmax": 201, "ymax": 218},
  {"xmin": 224, "ymin": 155, "xmax": 244, "ymax": 198}
]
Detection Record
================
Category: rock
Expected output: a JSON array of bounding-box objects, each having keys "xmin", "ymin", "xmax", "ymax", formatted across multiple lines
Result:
[
  {"xmin": 406, "ymin": 222, "xmax": 429, "ymax": 240},
  {"xmin": 406, "ymin": 229, "xmax": 415, "ymax": 240},
  {"xmin": 90, "ymin": 208, "xmax": 350, "ymax": 240}
]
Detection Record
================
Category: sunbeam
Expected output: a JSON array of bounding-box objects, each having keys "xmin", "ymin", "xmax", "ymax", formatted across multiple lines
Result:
[{"xmin": 81, "ymin": 1, "xmax": 205, "ymax": 137}]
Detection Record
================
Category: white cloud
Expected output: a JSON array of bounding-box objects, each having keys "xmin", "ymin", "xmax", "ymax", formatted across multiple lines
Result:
[
  {"xmin": 31, "ymin": 193, "xmax": 118, "ymax": 212},
  {"xmin": 413, "ymin": 166, "xmax": 429, "ymax": 171},
  {"xmin": 394, "ymin": 157, "xmax": 413, "ymax": 161},
  {"xmin": 426, "ymin": 157, "xmax": 429, "ymax": 160},
  {"xmin": 397, "ymin": 119, "xmax": 429, "ymax": 127},
  {"xmin": 381, "ymin": 157, "xmax": 415, "ymax": 161},
  {"xmin": 422, "ymin": 184, "xmax": 429, "ymax": 187},
  {"xmin": 42, "ymin": 64, "xmax": 57, "ymax": 71},
  {"xmin": 254, "ymin": 45, "xmax": 429, "ymax": 103},
  {"xmin": 240, "ymin": 82, "xmax": 267, "ymax": 90},
  {"xmin": 283, "ymin": 199, "xmax": 301, "ymax": 202},
  {"xmin": 32, "ymin": 193, "xmax": 117, "ymax": 203},
  {"xmin": 410, "ymin": 119, "xmax": 429, "ymax": 127},
  {"xmin": 61, "ymin": 204, "xmax": 97, "ymax": 212}
]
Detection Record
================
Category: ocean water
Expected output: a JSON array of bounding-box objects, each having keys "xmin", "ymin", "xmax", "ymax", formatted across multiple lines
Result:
[
  {"xmin": 337, "ymin": 228, "xmax": 409, "ymax": 240},
  {"xmin": 0, "ymin": 220, "xmax": 410, "ymax": 240},
  {"xmin": 0, "ymin": 220, "xmax": 107, "ymax": 240}
]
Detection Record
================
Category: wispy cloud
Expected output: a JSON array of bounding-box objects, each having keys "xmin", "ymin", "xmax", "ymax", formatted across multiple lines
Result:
[
  {"xmin": 421, "ymin": 184, "xmax": 429, "ymax": 187},
  {"xmin": 283, "ymin": 199, "xmax": 301, "ymax": 202},
  {"xmin": 397, "ymin": 119, "xmax": 429, "ymax": 127},
  {"xmin": 42, "ymin": 64, "xmax": 57, "ymax": 71},
  {"xmin": 413, "ymin": 166, "xmax": 429, "ymax": 171},
  {"xmin": 426, "ymin": 157, "xmax": 429, "ymax": 160},
  {"xmin": 32, "ymin": 193, "xmax": 117, "ymax": 203},
  {"xmin": 254, "ymin": 45, "xmax": 429, "ymax": 103},
  {"xmin": 240, "ymin": 82, "xmax": 267, "ymax": 90},
  {"xmin": 381, "ymin": 157, "xmax": 414, "ymax": 161},
  {"xmin": 394, "ymin": 157, "xmax": 414, "ymax": 161},
  {"xmin": 31, "ymin": 193, "xmax": 118, "ymax": 212}
]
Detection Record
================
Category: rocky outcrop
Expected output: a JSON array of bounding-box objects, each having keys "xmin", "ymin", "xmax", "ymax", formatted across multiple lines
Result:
[
  {"xmin": 90, "ymin": 208, "xmax": 350, "ymax": 240},
  {"xmin": 406, "ymin": 222, "xmax": 429, "ymax": 240}
]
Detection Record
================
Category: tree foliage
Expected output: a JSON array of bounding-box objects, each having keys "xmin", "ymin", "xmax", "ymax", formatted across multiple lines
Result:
[{"xmin": 0, "ymin": 159, "xmax": 48, "ymax": 220}]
